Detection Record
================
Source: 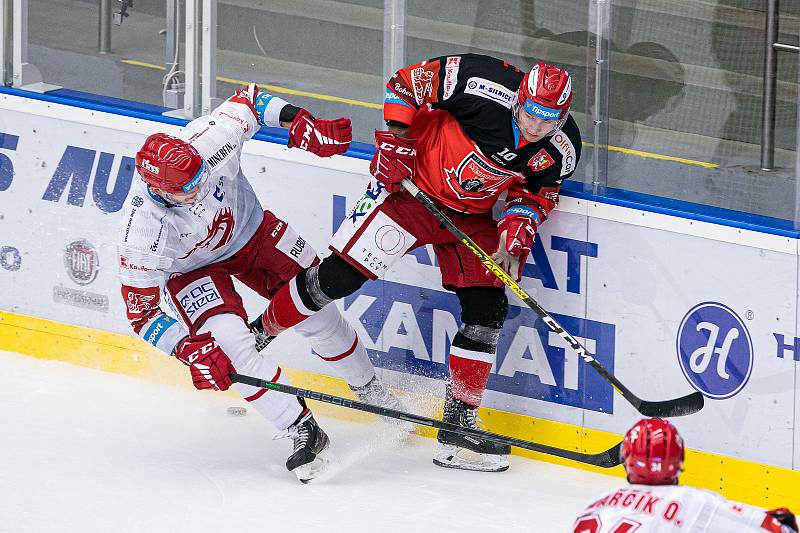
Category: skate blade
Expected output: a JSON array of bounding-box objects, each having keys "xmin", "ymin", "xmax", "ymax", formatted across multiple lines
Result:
[
  {"xmin": 294, "ymin": 445, "xmax": 332, "ymax": 484},
  {"xmin": 433, "ymin": 444, "xmax": 509, "ymax": 472}
]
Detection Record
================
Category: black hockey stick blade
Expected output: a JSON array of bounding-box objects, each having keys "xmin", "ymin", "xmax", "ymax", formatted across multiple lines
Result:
[
  {"xmin": 631, "ymin": 390, "xmax": 705, "ymax": 418},
  {"xmin": 230, "ymin": 372, "xmax": 623, "ymax": 468},
  {"xmin": 400, "ymin": 179, "xmax": 705, "ymax": 419}
]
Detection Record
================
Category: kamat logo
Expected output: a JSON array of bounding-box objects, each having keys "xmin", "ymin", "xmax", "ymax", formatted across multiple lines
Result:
[
  {"xmin": 676, "ymin": 302, "xmax": 753, "ymax": 399},
  {"xmin": 341, "ymin": 278, "xmax": 616, "ymax": 413}
]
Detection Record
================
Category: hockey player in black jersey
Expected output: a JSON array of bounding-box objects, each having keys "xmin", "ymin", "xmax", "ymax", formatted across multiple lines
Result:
[{"xmin": 254, "ymin": 54, "xmax": 582, "ymax": 471}]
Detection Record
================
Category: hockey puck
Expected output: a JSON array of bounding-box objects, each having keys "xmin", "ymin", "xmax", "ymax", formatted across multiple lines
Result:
[{"xmin": 227, "ymin": 406, "xmax": 247, "ymax": 417}]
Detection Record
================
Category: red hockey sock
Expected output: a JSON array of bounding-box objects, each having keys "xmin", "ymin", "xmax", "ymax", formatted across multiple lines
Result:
[
  {"xmin": 262, "ymin": 278, "xmax": 315, "ymax": 335},
  {"xmin": 448, "ymin": 347, "xmax": 495, "ymax": 406}
]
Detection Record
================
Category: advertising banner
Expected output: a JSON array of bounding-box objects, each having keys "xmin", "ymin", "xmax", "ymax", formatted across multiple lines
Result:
[{"xmin": 1, "ymin": 93, "xmax": 798, "ymax": 470}]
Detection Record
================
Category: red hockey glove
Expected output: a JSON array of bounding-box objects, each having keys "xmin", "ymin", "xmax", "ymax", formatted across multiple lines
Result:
[
  {"xmin": 369, "ymin": 131, "xmax": 416, "ymax": 193},
  {"xmin": 491, "ymin": 204, "xmax": 541, "ymax": 282},
  {"xmin": 763, "ymin": 508, "xmax": 798, "ymax": 533},
  {"xmin": 174, "ymin": 332, "xmax": 234, "ymax": 391},
  {"xmin": 288, "ymin": 108, "xmax": 352, "ymax": 157}
]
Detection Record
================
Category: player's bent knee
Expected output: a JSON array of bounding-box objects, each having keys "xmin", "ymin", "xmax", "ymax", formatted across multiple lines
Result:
[
  {"xmin": 314, "ymin": 253, "xmax": 369, "ymax": 300},
  {"xmin": 456, "ymin": 286, "xmax": 508, "ymax": 328},
  {"xmin": 294, "ymin": 302, "xmax": 349, "ymax": 339}
]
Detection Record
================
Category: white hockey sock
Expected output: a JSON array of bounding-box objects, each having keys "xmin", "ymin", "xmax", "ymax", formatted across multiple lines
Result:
[
  {"xmin": 237, "ymin": 370, "xmax": 302, "ymax": 431},
  {"xmin": 294, "ymin": 304, "xmax": 375, "ymax": 388},
  {"xmin": 199, "ymin": 313, "xmax": 303, "ymax": 430}
]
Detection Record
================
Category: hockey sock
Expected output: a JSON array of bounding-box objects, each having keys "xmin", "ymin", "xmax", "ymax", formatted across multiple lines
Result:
[
  {"xmin": 262, "ymin": 274, "xmax": 319, "ymax": 335},
  {"xmin": 238, "ymin": 367, "xmax": 304, "ymax": 430},
  {"xmin": 295, "ymin": 304, "xmax": 375, "ymax": 388},
  {"xmin": 448, "ymin": 331, "xmax": 497, "ymax": 406},
  {"xmin": 199, "ymin": 313, "xmax": 304, "ymax": 430}
]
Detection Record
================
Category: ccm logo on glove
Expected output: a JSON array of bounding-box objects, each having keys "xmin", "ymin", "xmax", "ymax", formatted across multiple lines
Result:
[
  {"xmin": 377, "ymin": 141, "xmax": 416, "ymax": 157},
  {"xmin": 370, "ymin": 131, "xmax": 417, "ymax": 193},
  {"xmin": 174, "ymin": 332, "xmax": 235, "ymax": 391},
  {"xmin": 288, "ymin": 109, "xmax": 352, "ymax": 158}
]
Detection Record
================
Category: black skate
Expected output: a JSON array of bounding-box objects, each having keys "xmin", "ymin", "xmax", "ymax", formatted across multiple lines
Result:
[
  {"xmin": 433, "ymin": 394, "xmax": 510, "ymax": 472},
  {"xmin": 281, "ymin": 409, "xmax": 330, "ymax": 483},
  {"xmin": 249, "ymin": 315, "xmax": 275, "ymax": 352},
  {"xmin": 350, "ymin": 375, "xmax": 414, "ymax": 432}
]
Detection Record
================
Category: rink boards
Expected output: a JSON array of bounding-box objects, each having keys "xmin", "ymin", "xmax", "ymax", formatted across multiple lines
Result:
[{"xmin": 0, "ymin": 89, "xmax": 798, "ymax": 508}]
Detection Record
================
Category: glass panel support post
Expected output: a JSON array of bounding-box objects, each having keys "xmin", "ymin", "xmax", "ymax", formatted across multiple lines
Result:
[
  {"xmin": 761, "ymin": 0, "xmax": 779, "ymax": 171},
  {"xmin": 3, "ymin": 0, "xmax": 58, "ymax": 92},
  {"xmin": 164, "ymin": 0, "xmax": 184, "ymax": 110},
  {"xmin": 98, "ymin": 0, "xmax": 112, "ymax": 54},
  {"xmin": 165, "ymin": 0, "xmax": 219, "ymax": 119},
  {"xmin": 794, "ymin": 31, "xmax": 800, "ymax": 230},
  {"xmin": 200, "ymin": 0, "xmax": 220, "ymax": 116},
  {"xmin": 383, "ymin": 0, "xmax": 406, "ymax": 96},
  {"xmin": 587, "ymin": 0, "xmax": 612, "ymax": 196}
]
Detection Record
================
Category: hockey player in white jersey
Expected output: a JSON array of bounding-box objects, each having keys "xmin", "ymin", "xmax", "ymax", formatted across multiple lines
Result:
[
  {"xmin": 573, "ymin": 418, "xmax": 797, "ymax": 533},
  {"xmin": 117, "ymin": 84, "xmax": 405, "ymax": 483}
]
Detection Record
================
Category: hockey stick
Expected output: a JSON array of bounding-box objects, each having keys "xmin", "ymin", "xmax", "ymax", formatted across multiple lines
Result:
[
  {"xmin": 229, "ymin": 372, "xmax": 623, "ymax": 468},
  {"xmin": 400, "ymin": 179, "xmax": 703, "ymax": 418}
]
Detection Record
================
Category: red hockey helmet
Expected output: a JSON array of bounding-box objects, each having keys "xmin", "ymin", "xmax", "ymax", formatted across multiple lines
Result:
[
  {"xmin": 517, "ymin": 61, "xmax": 573, "ymax": 123},
  {"xmin": 622, "ymin": 418, "xmax": 685, "ymax": 485},
  {"xmin": 135, "ymin": 133, "xmax": 210, "ymax": 205}
]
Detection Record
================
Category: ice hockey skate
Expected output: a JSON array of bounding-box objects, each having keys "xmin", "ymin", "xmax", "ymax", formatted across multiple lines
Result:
[
  {"xmin": 349, "ymin": 375, "xmax": 415, "ymax": 432},
  {"xmin": 279, "ymin": 409, "xmax": 331, "ymax": 483},
  {"xmin": 433, "ymin": 393, "xmax": 510, "ymax": 472},
  {"xmin": 249, "ymin": 316, "xmax": 275, "ymax": 352}
]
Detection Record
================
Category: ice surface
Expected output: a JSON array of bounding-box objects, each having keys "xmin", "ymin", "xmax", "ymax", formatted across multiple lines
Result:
[{"xmin": 0, "ymin": 351, "xmax": 623, "ymax": 532}]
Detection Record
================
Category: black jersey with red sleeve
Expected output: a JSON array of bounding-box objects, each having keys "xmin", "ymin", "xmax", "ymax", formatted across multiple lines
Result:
[{"xmin": 383, "ymin": 53, "xmax": 581, "ymax": 217}]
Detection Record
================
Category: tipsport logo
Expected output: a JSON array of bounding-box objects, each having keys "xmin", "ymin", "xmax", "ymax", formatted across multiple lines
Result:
[{"xmin": 676, "ymin": 302, "xmax": 753, "ymax": 399}]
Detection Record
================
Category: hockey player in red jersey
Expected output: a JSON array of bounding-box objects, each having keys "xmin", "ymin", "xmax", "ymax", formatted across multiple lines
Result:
[
  {"xmin": 118, "ymin": 84, "xmax": 406, "ymax": 483},
  {"xmin": 573, "ymin": 418, "xmax": 798, "ymax": 532},
  {"xmin": 250, "ymin": 54, "xmax": 582, "ymax": 472}
]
